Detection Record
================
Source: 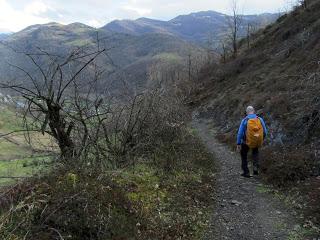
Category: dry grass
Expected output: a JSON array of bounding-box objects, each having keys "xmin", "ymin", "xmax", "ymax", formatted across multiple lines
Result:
[{"xmin": 0, "ymin": 131, "xmax": 216, "ymax": 240}]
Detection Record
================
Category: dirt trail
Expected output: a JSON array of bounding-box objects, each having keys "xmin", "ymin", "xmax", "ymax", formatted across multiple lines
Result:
[{"xmin": 192, "ymin": 112, "xmax": 298, "ymax": 240}]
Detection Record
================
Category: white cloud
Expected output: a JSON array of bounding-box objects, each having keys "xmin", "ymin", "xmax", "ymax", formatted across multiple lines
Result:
[
  {"xmin": 88, "ymin": 19, "xmax": 103, "ymax": 28},
  {"xmin": 25, "ymin": 0, "xmax": 49, "ymax": 15},
  {"xmin": 122, "ymin": 5, "xmax": 152, "ymax": 16},
  {"xmin": 0, "ymin": 0, "xmax": 51, "ymax": 31}
]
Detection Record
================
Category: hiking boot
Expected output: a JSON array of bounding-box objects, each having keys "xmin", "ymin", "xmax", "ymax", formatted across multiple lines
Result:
[
  {"xmin": 253, "ymin": 170, "xmax": 259, "ymax": 176},
  {"xmin": 241, "ymin": 173, "xmax": 251, "ymax": 178}
]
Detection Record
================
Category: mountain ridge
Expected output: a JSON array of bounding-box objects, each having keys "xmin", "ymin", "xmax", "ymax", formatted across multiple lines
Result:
[
  {"xmin": 2, "ymin": 10, "xmax": 279, "ymax": 47},
  {"xmin": 103, "ymin": 11, "xmax": 280, "ymax": 44},
  {"xmin": 0, "ymin": 9, "xmax": 280, "ymax": 93},
  {"xmin": 0, "ymin": 21, "xmax": 203, "ymax": 93}
]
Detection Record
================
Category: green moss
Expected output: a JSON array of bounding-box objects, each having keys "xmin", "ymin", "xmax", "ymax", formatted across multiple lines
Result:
[{"xmin": 114, "ymin": 164, "xmax": 167, "ymax": 213}]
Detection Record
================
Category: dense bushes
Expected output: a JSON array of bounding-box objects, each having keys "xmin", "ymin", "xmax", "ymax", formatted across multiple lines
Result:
[
  {"xmin": 0, "ymin": 130, "xmax": 215, "ymax": 240},
  {"xmin": 260, "ymin": 146, "xmax": 315, "ymax": 187},
  {"xmin": 63, "ymin": 89, "xmax": 189, "ymax": 170}
]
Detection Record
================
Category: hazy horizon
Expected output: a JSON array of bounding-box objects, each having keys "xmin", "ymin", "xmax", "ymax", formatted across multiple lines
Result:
[{"xmin": 0, "ymin": 0, "xmax": 295, "ymax": 32}]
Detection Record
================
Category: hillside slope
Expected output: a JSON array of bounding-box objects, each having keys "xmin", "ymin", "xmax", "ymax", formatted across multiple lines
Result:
[
  {"xmin": 192, "ymin": 0, "xmax": 320, "ymax": 228},
  {"xmin": 195, "ymin": 0, "xmax": 320, "ymax": 149}
]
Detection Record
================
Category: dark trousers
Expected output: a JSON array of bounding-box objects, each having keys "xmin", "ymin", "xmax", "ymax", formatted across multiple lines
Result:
[{"xmin": 240, "ymin": 144, "xmax": 259, "ymax": 175}]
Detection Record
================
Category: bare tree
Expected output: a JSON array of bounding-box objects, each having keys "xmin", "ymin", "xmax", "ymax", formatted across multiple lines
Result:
[
  {"xmin": 188, "ymin": 53, "xmax": 192, "ymax": 82},
  {"xmin": 205, "ymin": 33, "xmax": 218, "ymax": 65},
  {"xmin": 246, "ymin": 22, "xmax": 257, "ymax": 49},
  {"xmin": 0, "ymin": 44, "xmax": 108, "ymax": 160},
  {"xmin": 227, "ymin": 0, "xmax": 242, "ymax": 58},
  {"xmin": 216, "ymin": 37, "xmax": 230, "ymax": 64}
]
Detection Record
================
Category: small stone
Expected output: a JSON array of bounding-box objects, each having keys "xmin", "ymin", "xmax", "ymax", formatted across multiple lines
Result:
[{"xmin": 231, "ymin": 200, "xmax": 242, "ymax": 206}]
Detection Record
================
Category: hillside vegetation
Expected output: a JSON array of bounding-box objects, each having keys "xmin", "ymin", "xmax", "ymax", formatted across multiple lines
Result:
[{"xmin": 192, "ymin": 0, "xmax": 320, "ymax": 227}]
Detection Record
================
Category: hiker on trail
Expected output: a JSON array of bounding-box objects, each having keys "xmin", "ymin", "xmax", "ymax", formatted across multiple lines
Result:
[{"xmin": 237, "ymin": 106, "xmax": 267, "ymax": 178}]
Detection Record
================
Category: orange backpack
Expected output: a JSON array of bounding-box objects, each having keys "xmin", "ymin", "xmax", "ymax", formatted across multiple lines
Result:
[{"xmin": 246, "ymin": 117, "xmax": 264, "ymax": 148}]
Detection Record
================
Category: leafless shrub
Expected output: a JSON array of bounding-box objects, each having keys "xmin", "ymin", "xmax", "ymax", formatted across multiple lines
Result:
[
  {"xmin": 0, "ymin": 43, "xmax": 110, "ymax": 160},
  {"xmin": 83, "ymin": 88, "xmax": 187, "ymax": 169},
  {"xmin": 227, "ymin": 0, "xmax": 243, "ymax": 58},
  {"xmin": 0, "ymin": 41, "xmax": 189, "ymax": 170},
  {"xmin": 147, "ymin": 51, "xmax": 215, "ymax": 105},
  {"xmin": 261, "ymin": 146, "xmax": 315, "ymax": 187}
]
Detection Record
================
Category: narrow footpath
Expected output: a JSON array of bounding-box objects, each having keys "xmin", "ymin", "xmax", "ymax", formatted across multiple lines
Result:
[{"xmin": 192, "ymin": 111, "xmax": 298, "ymax": 240}]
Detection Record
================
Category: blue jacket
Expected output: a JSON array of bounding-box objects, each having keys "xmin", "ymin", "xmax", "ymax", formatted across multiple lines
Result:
[{"xmin": 237, "ymin": 114, "xmax": 268, "ymax": 145}]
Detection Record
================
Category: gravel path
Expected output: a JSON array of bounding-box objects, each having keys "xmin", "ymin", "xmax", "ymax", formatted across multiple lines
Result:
[{"xmin": 192, "ymin": 112, "xmax": 298, "ymax": 240}]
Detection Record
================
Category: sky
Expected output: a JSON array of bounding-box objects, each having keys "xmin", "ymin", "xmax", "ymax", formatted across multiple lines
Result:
[{"xmin": 0, "ymin": 0, "xmax": 296, "ymax": 32}]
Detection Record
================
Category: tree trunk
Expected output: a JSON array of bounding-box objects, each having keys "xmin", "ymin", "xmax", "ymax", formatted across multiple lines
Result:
[{"xmin": 47, "ymin": 103, "xmax": 75, "ymax": 159}]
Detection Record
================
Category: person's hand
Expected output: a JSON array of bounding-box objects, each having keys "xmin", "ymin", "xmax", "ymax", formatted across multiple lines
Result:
[{"xmin": 236, "ymin": 145, "xmax": 241, "ymax": 152}]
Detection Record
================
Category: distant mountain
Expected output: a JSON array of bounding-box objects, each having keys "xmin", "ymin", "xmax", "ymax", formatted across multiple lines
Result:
[
  {"xmin": 0, "ymin": 29, "xmax": 13, "ymax": 40},
  {"xmin": 0, "ymin": 34, "xmax": 9, "ymax": 40},
  {"xmin": 0, "ymin": 10, "xmax": 280, "ymax": 93},
  {"xmin": 0, "ymin": 22, "xmax": 203, "ymax": 92},
  {"xmin": 103, "ymin": 11, "xmax": 280, "ymax": 45},
  {"xmin": 105, "ymin": 18, "xmax": 172, "ymax": 36}
]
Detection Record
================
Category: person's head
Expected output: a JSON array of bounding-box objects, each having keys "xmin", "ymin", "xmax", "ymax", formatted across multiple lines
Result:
[{"xmin": 246, "ymin": 106, "xmax": 255, "ymax": 115}]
